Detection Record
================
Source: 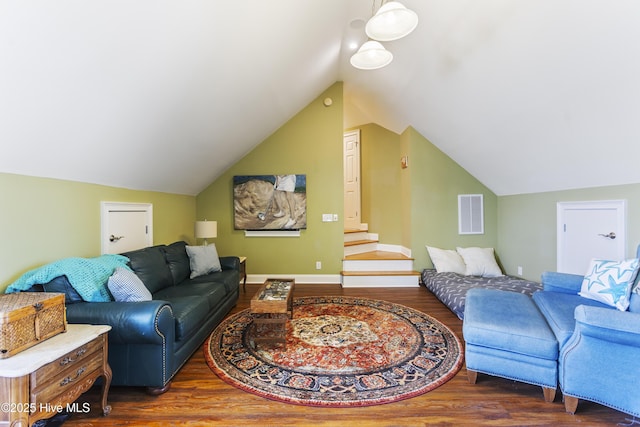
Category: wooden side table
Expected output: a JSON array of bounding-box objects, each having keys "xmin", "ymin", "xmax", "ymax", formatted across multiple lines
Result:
[
  {"xmin": 239, "ymin": 256, "xmax": 247, "ymax": 292},
  {"xmin": 0, "ymin": 324, "xmax": 112, "ymax": 426}
]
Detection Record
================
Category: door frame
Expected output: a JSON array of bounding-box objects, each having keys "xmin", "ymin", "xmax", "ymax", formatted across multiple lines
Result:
[
  {"xmin": 557, "ymin": 199, "xmax": 627, "ymax": 271},
  {"xmin": 100, "ymin": 202, "xmax": 153, "ymax": 254}
]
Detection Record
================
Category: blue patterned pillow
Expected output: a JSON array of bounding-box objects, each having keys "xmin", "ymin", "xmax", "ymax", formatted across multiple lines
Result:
[
  {"xmin": 579, "ymin": 258, "xmax": 640, "ymax": 311},
  {"xmin": 107, "ymin": 267, "xmax": 152, "ymax": 302}
]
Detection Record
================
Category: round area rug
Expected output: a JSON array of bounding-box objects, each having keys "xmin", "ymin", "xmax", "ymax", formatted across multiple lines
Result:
[{"xmin": 204, "ymin": 296, "xmax": 463, "ymax": 407}]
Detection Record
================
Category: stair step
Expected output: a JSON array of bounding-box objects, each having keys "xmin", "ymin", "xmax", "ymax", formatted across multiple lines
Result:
[
  {"xmin": 344, "ymin": 239, "xmax": 378, "ymax": 247},
  {"xmin": 341, "ymin": 230, "xmax": 418, "ymax": 287},
  {"xmin": 341, "ymin": 270, "xmax": 420, "ymax": 276},
  {"xmin": 344, "ymin": 231, "xmax": 375, "ymax": 243},
  {"xmin": 344, "ymin": 251, "xmax": 414, "ymax": 261},
  {"xmin": 344, "ymin": 242, "xmax": 379, "ymax": 256},
  {"xmin": 343, "ymin": 260, "xmax": 414, "ymax": 271},
  {"xmin": 343, "ymin": 251, "xmax": 414, "ymax": 269},
  {"xmin": 344, "ymin": 228, "xmax": 368, "ymax": 234},
  {"xmin": 341, "ymin": 271, "xmax": 420, "ymax": 288}
]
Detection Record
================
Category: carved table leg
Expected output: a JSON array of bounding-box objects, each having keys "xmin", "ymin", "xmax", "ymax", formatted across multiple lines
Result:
[
  {"xmin": 100, "ymin": 333, "xmax": 112, "ymax": 416},
  {"xmin": 101, "ymin": 365, "xmax": 112, "ymax": 416}
]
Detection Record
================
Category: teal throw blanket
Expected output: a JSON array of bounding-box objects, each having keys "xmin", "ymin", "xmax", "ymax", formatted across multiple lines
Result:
[{"xmin": 6, "ymin": 254, "xmax": 131, "ymax": 302}]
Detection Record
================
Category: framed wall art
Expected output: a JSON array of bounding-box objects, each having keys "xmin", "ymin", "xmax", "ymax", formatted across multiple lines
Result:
[{"xmin": 233, "ymin": 175, "xmax": 307, "ymax": 231}]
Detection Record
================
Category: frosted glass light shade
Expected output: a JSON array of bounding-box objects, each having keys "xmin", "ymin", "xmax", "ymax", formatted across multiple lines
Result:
[
  {"xmin": 350, "ymin": 41, "xmax": 393, "ymax": 70},
  {"xmin": 365, "ymin": 1, "xmax": 418, "ymax": 42},
  {"xmin": 195, "ymin": 220, "xmax": 217, "ymax": 239}
]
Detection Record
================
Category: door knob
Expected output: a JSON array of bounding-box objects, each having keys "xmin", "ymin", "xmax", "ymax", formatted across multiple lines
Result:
[
  {"xmin": 109, "ymin": 235, "xmax": 125, "ymax": 242},
  {"xmin": 597, "ymin": 232, "xmax": 616, "ymax": 239}
]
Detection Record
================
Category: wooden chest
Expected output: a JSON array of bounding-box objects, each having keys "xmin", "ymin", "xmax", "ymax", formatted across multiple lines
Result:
[{"xmin": 0, "ymin": 293, "xmax": 66, "ymax": 359}]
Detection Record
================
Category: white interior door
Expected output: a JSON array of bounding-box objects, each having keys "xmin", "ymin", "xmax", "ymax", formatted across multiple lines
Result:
[
  {"xmin": 101, "ymin": 202, "xmax": 153, "ymax": 254},
  {"xmin": 344, "ymin": 130, "xmax": 361, "ymax": 229},
  {"xmin": 557, "ymin": 200, "xmax": 626, "ymax": 274}
]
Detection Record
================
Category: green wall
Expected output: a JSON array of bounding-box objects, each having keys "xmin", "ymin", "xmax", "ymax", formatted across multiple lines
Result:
[
  {"xmin": 0, "ymin": 172, "xmax": 196, "ymax": 291},
  {"xmin": 359, "ymin": 123, "xmax": 403, "ymax": 245},
  {"xmin": 498, "ymin": 183, "xmax": 640, "ymax": 281},
  {"xmin": 349, "ymin": 123, "xmax": 498, "ymax": 272},
  {"xmin": 196, "ymin": 83, "xmax": 344, "ymax": 276},
  {"xmin": 403, "ymin": 127, "xmax": 498, "ymax": 271}
]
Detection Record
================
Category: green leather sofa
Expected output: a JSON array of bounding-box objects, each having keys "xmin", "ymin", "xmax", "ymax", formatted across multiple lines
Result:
[{"xmin": 65, "ymin": 241, "xmax": 240, "ymax": 393}]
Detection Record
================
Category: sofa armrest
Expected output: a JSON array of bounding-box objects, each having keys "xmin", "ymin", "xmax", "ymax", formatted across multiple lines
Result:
[
  {"xmin": 573, "ymin": 305, "xmax": 640, "ymax": 346},
  {"xmin": 66, "ymin": 300, "xmax": 175, "ymax": 345},
  {"xmin": 220, "ymin": 256, "xmax": 240, "ymax": 271},
  {"xmin": 540, "ymin": 271, "xmax": 583, "ymax": 294}
]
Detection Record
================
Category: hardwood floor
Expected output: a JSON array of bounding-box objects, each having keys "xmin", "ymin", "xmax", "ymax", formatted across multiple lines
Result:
[{"xmin": 67, "ymin": 285, "xmax": 628, "ymax": 426}]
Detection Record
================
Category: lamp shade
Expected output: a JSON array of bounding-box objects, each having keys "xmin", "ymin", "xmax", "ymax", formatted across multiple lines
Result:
[
  {"xmin": 350, "ymin": 40, "xmax": 393, "ymax": 70},
  {"xmin": 195, "ymin": 220, "xmax": 217, "ymax": 239},
  {"xmin": 365, "ymin": 1, "xmax": 418, "ymax": 42}
]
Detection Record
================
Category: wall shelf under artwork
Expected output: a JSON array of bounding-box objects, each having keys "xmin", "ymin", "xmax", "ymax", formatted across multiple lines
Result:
[{"xmin": 244, "ymin": 230, "xmax": 301, "ymax": 237}]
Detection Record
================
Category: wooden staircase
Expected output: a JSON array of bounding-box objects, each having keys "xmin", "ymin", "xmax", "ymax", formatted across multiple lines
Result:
[{"xmin": 341, "ymin": 229, "xmax": 420, "ymax": 288}]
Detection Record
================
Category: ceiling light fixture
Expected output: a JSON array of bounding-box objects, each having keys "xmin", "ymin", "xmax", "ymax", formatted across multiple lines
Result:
[
  {"xmin": 350, "ymin": 40, "xmax": 393, "ymax": 70},
  {"xmin": 350, "ymin": 1, "xmax": 418, "ymax": 70},
  {"xmin": 365, "ymin": 1, "xmax": 418, "ymax": 42}
]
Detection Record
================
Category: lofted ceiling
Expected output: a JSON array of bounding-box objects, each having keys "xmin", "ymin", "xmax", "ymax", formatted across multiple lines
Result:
[{"xmin": 1, "ymin": 1, "xmax": 640, "ymax": 196}]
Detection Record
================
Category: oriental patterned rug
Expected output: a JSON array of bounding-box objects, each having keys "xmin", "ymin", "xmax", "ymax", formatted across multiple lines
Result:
[{"xmin": 204, "ymin": 296, "xmax": 463, "ymax": 407}]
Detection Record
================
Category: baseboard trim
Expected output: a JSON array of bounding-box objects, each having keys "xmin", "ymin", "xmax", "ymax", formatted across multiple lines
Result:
[
  {"xmin": 376, "ymin": 243, "xmax": 412, "ymax": 258},
  {"xmin": 247, "ymin": 274, "xmax": 342, "ymax": 285}
]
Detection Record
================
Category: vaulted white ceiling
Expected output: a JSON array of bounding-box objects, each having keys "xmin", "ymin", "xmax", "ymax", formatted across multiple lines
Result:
[{"xmin": 2, "ymin": 1, "xmax": 639, "ymax": 196}]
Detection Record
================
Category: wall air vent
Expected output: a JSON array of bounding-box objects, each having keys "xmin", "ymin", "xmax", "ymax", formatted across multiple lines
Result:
[{"xmin": 458, "ymin": 194, "xmax": 484, "ymax": 235}]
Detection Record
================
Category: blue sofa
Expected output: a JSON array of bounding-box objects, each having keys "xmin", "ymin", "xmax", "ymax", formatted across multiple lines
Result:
[
  {"xmin": 464, "ymin": 245, "xmax": 640, "ymax": 417},
  {"xmin": 18, "ymin": 241, "xmax": 240, "ymax": 394}
]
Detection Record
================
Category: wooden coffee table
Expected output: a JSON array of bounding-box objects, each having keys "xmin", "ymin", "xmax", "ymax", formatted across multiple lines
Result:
[{"xmin": 249, "ymin": 278, "xmax": 295, "ymax": 348}]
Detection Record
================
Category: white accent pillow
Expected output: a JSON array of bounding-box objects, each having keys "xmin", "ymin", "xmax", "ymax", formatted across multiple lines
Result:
[
  {"xmin": 456, "ymin": 247, "xmax": 503, "ymax": 277},
  {"xmin": 108, "ymin": 267, "xmax": 152, "ymax": 302},
  {"xmin": 579, "ymin": 258, "xmax": 640, "ymax": 311},
  {"xmin": 426, "ymin": 246, "xmax": 466, "ymax": 274},
  {"xmin": 186, "ymin": 244, "xmax": 222, "ymax": 279}
]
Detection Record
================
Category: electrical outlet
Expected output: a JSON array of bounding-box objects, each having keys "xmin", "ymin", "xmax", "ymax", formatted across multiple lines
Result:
[
  {"xmin": 517, "ymin": 266, "xmax": 523, "ymax": 276},
  {"xmin": 316, "ymin": 261, "xmax": 322, "ymax": 270}
]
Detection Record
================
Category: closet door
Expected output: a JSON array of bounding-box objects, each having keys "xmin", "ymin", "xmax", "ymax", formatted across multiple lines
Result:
[
  {"xmin": 101, "ymin": 202, "xmax": 153, "ymax": 254},
  {"xmin": 557, "ymin": 200, "xmax": 626, "ymax": 274}
]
